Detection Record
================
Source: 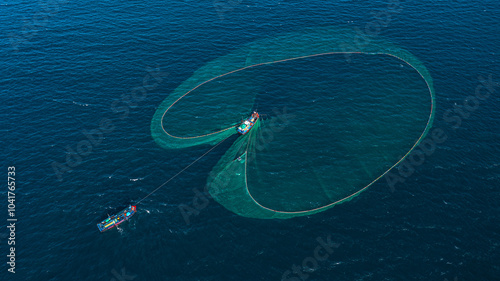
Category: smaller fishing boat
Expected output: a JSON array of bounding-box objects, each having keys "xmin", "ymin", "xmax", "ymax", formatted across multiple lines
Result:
[
  {"xmin": 97, "ymin": 205, "xmax": 137, "ymax": 232},
  {"xmin": 237, "ymin": 111, "xmax": 259, "ymax": 135}
]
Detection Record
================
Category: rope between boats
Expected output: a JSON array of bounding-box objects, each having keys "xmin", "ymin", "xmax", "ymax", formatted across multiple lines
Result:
[{"xmin": 135, "ymin": 135, "xmax": 232, "ymax": 205}]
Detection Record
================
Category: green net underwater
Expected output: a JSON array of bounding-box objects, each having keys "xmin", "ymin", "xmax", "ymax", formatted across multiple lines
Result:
[{"xmin": 151, "ymin": 26, "xmax": 436, "ymax": 219}]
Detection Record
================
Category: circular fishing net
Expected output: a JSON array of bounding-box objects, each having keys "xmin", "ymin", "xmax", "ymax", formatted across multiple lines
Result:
[{"xmin": 151, "ymin": 26, "xmax": 436, "ymax": 219}]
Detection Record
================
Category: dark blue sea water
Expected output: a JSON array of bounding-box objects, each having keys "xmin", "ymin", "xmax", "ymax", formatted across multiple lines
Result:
[{"xmin": 1, "ymin": 0, "xmax": 500, "ymax": 280}]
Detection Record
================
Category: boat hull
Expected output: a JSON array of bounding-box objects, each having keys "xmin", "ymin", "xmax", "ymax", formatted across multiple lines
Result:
[{"xmin": 97, "ymin": 205, "xmax": 137, "ymax": 232}]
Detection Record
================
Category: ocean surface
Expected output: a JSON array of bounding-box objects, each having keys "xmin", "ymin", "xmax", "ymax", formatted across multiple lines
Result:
[{"xmin": 1, "ymin": 0, "xmax": 500, "ymax": 280}]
